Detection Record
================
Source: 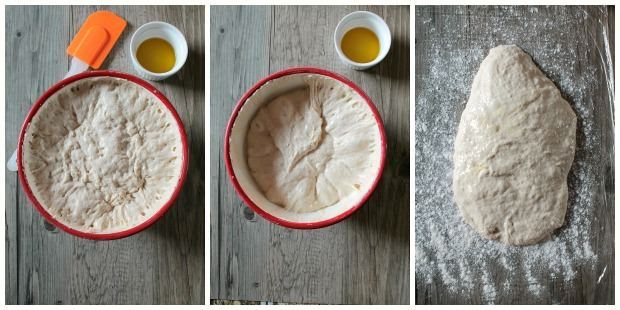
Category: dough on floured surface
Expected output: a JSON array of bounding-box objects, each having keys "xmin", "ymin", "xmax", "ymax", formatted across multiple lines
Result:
[
  {"xmin": 453, "ymin": 45, "xmax": 577, "ymax": 245},
  {"xmin": 246, "ymin": 76, "xmax": 381, "ymax": 213},
  {"xmin": 23, "ymin": 77, "xmax": 183, "ymax": 233}
]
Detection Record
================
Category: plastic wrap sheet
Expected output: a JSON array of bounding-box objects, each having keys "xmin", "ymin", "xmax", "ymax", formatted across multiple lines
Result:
[{"xmin": 415, "ymin": 5, "xmax": 614, "ymax": 304}]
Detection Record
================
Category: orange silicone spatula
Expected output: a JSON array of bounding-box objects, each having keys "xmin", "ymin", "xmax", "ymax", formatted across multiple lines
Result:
[
  {"xmin": 7, "ymin": 11, "xmax": 126, "ymax": 172},
  {"xmin": 64, "ymin": 11, "xmax": 126, "ymax": 77}
]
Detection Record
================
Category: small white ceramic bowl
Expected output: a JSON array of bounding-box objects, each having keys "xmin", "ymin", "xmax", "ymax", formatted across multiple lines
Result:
[
  {"xmin": 130, "ymin": 21, "xmax": 188, "ymax": 81},
  {"xmin": 334, "ymin": 11, "xmax": 391, "ymax": 70}
]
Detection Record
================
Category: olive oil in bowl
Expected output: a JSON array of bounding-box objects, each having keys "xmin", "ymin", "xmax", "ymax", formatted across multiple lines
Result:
[
  {"xmin": 136, "ymin": 38, "xmax": 176, "ymax": 73},
  {"xmin": 340, "ymin": 27, "xmax": 380, "ymax": 64}
]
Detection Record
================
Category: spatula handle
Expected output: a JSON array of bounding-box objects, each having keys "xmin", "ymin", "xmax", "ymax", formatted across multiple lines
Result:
[
  {"xmin": 64, "ymin": 57, "xmax": 90, "ymax": 79},
  {"xmin": 6, "ymin": 150, "xmax": 17, "ymax": 172}
]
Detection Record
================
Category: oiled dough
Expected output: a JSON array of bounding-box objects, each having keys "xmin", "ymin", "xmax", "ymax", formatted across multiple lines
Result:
[
  {"xmin": 453, "ymin": 45, "xmax": 577, "ymax": 245},
  {"xmin": 22, "ymin": 77, "xmax": 183, "ymax": 233},
  {"xmin": 246, "ymin": 77, "xmax": 381, "ymax": 212}
]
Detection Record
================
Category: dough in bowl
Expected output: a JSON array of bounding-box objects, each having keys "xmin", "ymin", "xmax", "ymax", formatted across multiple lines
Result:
[
  {"xmin": 246, "ymin": 76, "xmax": 381, "ymax": 213},
  {"xmin": 22, "ymin": 77, "xmax": 183, "ymax": 233},
  {"xmin": 453, "ymin": 45, "xmax": 577, "ymax": 245}
]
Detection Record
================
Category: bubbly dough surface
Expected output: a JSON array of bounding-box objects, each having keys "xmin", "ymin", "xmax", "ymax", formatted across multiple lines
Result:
[
  {"xmin": 453, "ymin": 45, "xmax": 577, "ymax": 245},
  {"xmin": 246, "ymin": 77, "xmax": 381, "ymax": 212},
  {"xmin": 23, "ymin": 77, "xmax": 183, "ymax": 233}
]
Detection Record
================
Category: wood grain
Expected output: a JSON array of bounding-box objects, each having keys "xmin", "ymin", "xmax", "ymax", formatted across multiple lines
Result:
[
  {"xmin": 210, "ymin": 5, "xmax": 410, "ymax": 305},
  {"xmin": 415, "ymin": 5, "xmax": 614, "ymax": 305},
  {"xmin": 5, "ymin": 5, "xmax": 205, "ymax": 305}
]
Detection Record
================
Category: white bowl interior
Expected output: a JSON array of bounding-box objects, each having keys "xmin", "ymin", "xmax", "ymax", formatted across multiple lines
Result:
[{"xmin": 229, "ymin": 73, "xmax": 383, "ymax": 224}]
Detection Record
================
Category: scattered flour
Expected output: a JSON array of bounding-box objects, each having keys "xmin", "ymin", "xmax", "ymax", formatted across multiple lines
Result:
[
  {"xmin": 415, "ymin": 6, "xmax": 613, "ymax": 303},
  {"xmin": 597, "ymin": 265, "xmax": 608, "ymax": 284}
]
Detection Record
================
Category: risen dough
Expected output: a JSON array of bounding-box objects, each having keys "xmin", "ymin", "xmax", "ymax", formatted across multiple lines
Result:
[
  {"xmin": 246, "ymin": 76, "xmax": 381, "ymax": 212},
  {"xmin": 453, "ymin": 45, "xmax": 577, "ymax": 245},
  {"xmin": 23, "ymin": 77, "xmax": 183, "ymax": 233}
]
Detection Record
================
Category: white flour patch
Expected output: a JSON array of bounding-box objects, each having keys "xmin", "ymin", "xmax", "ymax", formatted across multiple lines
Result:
[
  {"xmin": 415, "ymin": 6, "xmax": 612, "ymax": 303},
  {"xmin": 481, "ymin": 267, "xmax": 497, "ymax": 303},
  {"xmin": 597, "ymin": 265, "xmax": 608, "ymax": 284}
]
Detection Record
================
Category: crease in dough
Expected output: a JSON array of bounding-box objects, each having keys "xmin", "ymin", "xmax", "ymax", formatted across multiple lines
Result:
[{"xmin": 246, "ymin": 76, "xmax": 381, "ymax": 213}]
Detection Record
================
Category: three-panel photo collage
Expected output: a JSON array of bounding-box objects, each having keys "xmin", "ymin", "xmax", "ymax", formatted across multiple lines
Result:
[{"xmin": 2, "ymin": 2, "xmax": 615, "ymax": 307}]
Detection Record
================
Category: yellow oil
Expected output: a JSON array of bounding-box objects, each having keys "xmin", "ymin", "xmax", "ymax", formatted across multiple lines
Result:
[
  {"xmin": 341, "ymin": 27, "xmax": 380, "ymax": 63},
  {"xmin": 136, "ymin": 38, "xmax": 176, "ymax": 73}
]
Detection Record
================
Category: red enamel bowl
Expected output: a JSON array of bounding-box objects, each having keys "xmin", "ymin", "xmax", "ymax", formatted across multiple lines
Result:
[
  {"xmin": 17, "ymin": 70, "xmax": 189, "ymax": 240},
  {"xmin": 224, "ymin": 67, "xmax": 387, "ymax": 229}
]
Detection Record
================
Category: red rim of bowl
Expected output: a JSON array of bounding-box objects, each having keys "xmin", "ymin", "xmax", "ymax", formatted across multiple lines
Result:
[
  {"xmin": 224, "ymin": 67, "xmax": 387, "ymax": 229},
  {"xmin": 17, "ymin": 70, "xmax": 189, "ymax": 240}
]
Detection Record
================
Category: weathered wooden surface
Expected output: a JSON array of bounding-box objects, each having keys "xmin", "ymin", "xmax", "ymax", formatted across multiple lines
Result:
[
  {"xmin": 415, "ymin": 5, "xmax": 614, "ymax": 305},
  {"xmin": 5, "ymin": 6, "xmax": 205, "ymax": 304},
  {"xmin": 210, "ymin": 5, "xmax": 410, "ymax": 305}
]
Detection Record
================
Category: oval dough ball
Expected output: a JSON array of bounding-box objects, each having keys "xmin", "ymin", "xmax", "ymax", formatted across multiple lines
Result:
[
  {"xmin": 246, "ymin": 77, "xmax": 381, "ymax": 213},
  {"xmin": 453, "ymin": 45, "xmax": 577, "ymax": 245}
]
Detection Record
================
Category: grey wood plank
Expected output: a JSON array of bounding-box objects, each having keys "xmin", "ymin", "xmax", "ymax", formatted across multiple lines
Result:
[
  {"xmin": 5, "ymin": 6, "xmax": 73, "ymax": 305},
  {"xmin": 5, "ymin": 5, "xmax": 204, "ymax": 305},
  {"xmin": 609, "ymin": 6, "xmax": 615, "ymax": 62},
  {"xmin": 415, "ymin": 5, "xmax": 614, "ymax": 305},
  {"xmin": 209, "ymin": 5, "xmax": 272, "ymax": 302},
  {"xmin": 210, "ymin": 5, "xmax": 410, "ymax": 305}
]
